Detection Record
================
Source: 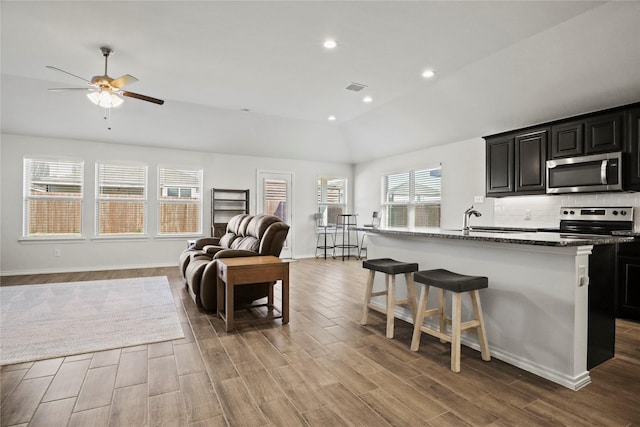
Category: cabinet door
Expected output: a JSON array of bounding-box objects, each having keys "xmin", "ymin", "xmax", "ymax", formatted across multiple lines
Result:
[
  {"xmin": 515, "ymin": 129, "xmax": 547, "ymax": 193},
  {"xmin": 585, "ymin": 112, "xmax": 624, "ymax": 154},
  {"xmin": 626, "ymin": 107, "xmax": 640, "ymax": 188},
  {"xmin": 617, "ymin": 255, "xmax": 640, "ymax": 321},
  {"xmin": 551, "ymin": 120, "xmax": 583, "ymax": 158},
  {"xmin": 486, "ymin": 136, "xmax": 514, "ymax": 195}
]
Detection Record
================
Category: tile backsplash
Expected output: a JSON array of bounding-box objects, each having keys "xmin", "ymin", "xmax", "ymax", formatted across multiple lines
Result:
[{"xmin": 494, "ymin": 193, "xmax": 640, "ymax": 229}]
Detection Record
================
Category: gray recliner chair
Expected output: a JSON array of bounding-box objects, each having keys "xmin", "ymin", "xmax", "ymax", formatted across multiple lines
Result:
[{"xmin": 181, "ymin": 214, "xmax": 289, "ymax": 312}]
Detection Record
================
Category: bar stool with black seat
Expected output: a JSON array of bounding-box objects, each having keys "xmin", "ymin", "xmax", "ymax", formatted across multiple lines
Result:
[
  {"xmin": 410, "ymin": 269, "xmax": 490, "ymax": 372},
  {"xmin": 361, "ymin": 258, "xmax": 419, "ymax": 339}
]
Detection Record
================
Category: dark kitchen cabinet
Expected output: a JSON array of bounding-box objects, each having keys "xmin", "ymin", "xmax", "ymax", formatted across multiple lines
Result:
[
  {"xmin": 588, "ymin": 244, "xmax": 617, "ymax": 369},
  {"xmin": 486, "ymin": 135, "xmax": 514, "ymax": 196},
  {"xmin": 549, "ymin": 112, "xmax": 624, "ymax": 159},
  {"xmin": 551, "ymin": 120, "xmax": 583, "ymax": 158},
  {"xmin": 485, "ymin": 101, "xmax": 640, "ymax": 195},
  {"xmin": 617, "ymin": 242, "xmax": 640, "ymax": 322},
  {"xmin": 626, "ymin": 107, "xmax": 640, "ymax": 188},
  {"xmin": 585, "ymin": 111, "xmax": 624, "ymax": 154},
  {"xmin": 515, "ymin": 129, "xmax": 547, "ymax": 193},
  {"xmin": 485, "ymin": 128, "xmax": 547, "ymax": 197}
]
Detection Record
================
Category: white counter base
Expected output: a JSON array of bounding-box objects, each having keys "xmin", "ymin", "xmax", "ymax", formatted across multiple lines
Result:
[{"xmin": 367, "ymin": 233, "xmax": 593, "ymax": 390}]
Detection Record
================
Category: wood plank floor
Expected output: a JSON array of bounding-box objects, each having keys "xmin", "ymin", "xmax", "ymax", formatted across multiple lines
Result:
[{"xmin": 1, "ymin": 258, "xmax": 639, "ymax": 426}]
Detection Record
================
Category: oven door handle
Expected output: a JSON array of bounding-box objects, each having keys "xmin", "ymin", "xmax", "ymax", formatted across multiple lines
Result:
[{"xmin": 600, "ymin": 160, "xmax": 608, "ymax": 185}]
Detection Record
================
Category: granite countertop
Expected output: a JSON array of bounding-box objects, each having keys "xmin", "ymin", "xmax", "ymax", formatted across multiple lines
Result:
[
  {"xmin": 356, "ymin": 226, "xmax": 635, "ymax": 247},
  {"xmin": 611, "ymin": 230, "xmax": 640, "ymax": 237}
]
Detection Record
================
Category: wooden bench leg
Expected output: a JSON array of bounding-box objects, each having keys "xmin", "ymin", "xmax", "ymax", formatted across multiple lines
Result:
[
  {"xmin": 451, "ymin": 293, "xmax": 462, "ymax": 372},
  {"xmin": 361, "ymin": 270, "xmax": 375, "ymax": 325},
  {"xmin": 438, "ymin": 289, "xmax": 447, "ymax": 343},
  {"xmin": 471, "ymin": 290, "xmax": 491, "ymax": 361},
  {"xmin": 411, "ymin": 284, "xmax": 430, "ymax": 351},
  {"xmin": 386, "ymin": 273, "xmax": 395, "ymax": 339},
  {"xmin": 405, "ymin": 272, "xmax": 418, "ymax": 322}
]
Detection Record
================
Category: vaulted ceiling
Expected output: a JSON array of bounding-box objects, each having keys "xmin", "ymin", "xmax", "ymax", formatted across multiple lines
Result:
[{"xmin": 2, "ymin": 1, "xmax": 639, "ymax": 163}]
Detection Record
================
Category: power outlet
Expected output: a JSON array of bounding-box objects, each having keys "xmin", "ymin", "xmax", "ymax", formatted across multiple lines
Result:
[
  {"xmin": 474, "ymin": 195, "xmax": 485, "ymax": 204},
  {"xmin": 54, "ymin": 248, "xmax": 61, "ymax": 257},
  {"xmin": 524, "ymin": 210, "xmax": 532, "ymax": 220}
]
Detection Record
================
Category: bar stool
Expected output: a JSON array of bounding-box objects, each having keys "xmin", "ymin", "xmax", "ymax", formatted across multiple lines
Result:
[
  {"xmin": 410, "ymin": 269, "xmax": 490, "ymax": 372},
  {"xmin": 361, "ymin": 258, "xmax": 419, "ymax": 339},
  {"xmin": 334, "ymin": 214, "xmax": 359, "ymax": 260}
]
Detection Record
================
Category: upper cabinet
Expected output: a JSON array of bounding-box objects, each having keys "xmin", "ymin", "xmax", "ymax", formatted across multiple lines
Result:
[
  {"xmin": 585, "ymin": 112, "xmax": 624, "ymax": 154},
  {"xmin": 485, "ymin": 101, "xmax": 640, "ymax": 197},
  {"xmin": 550, "ymin": 111, "xmax": 624, "ymax": 159},
  {"xmin": 486, "ymin": 135, "xmax": 514, "ymax": 195},
  {"xmin": 486, "ymin": 128, "xmax": 547, "ymax": 197},
  {"xmin": 515, "ymin": 129, "xmax": 547, "ymax": 193},
  {"xmin": 626, "ymin": 107, "xmax": 640, "ymax": 188},
  {"xmin": 551, "ymin": 120, "xmax": 583, "ymax": 158}
]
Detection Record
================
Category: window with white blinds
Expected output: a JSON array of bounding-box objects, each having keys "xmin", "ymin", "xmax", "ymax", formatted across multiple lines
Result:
[
  {"xmin": 317, "ymin": 177, "xmax": 347, "ymax": 224},
  {"xmin": 96, "ymin": 163, "xmax": 147, "ymax": 236},
  {"xmin": 158, "ymin": 167, "xmax": 203, "ymax": 234},
  {"xmin": 23, "ymin": 158, "xmax": 84, "ymax": 237},
  {"xmin": 382, "ymin": 167, "xmax": 441, "ymax": 228}
]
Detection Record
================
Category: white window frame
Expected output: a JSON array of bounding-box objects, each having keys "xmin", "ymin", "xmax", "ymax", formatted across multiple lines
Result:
[
  {"xmin": 95, "ymin": 162, "xmax": 148, "ymax": 238},
  {"xmin": 157, "ymin": 166, "xmax": 203, "ymax": 236},
  {"xmin": 317, "ymin": 177, "xmax": 347, "ymax": 225},
  {"xmin": 22, "ymin": 157, "xmax": 84, "ymax": 239},
  {"xmin": 381, "ymin": 166, "xmax": 441, "ymax": 228}
]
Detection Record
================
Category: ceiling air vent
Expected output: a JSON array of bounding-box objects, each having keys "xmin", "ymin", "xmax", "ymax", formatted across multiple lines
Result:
[{"xmin": 345, "ymin": 82, "xmax": 367, "ymax": 92}]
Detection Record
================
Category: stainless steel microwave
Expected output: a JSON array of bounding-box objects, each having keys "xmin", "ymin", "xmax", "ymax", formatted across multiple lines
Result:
[{"xmin": 546, "ymin": 152, "xmax": 623, "ymax": 194}]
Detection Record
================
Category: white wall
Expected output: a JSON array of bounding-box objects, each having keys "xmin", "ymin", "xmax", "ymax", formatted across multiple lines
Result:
[
  {"xmin": 354, "ymin": 137, "xmax": 495, "ymax": 230},
  {"xmin": 354, "ymin": 135, "xmax": 640, "ymax": 231},
  {"xmin": 0, "ymin": 134, "xmax": 352, "ymax": 275}
]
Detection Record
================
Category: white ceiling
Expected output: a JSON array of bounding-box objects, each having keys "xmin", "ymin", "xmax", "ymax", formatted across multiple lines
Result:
[{"xmin": 2, "ymin": 1, "xmax": 639, "ymax": 163}]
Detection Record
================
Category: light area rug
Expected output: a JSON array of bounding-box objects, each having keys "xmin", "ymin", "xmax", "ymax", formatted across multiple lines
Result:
[{"xmin": 1, "ymin": 276, "xmax": 184, "ymax": 365}]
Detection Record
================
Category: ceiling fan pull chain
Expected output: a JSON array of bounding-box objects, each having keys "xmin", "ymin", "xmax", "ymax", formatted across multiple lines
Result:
[{"xmin": 105, "ymin": 107, "xmax": 112, "ymax": 131}]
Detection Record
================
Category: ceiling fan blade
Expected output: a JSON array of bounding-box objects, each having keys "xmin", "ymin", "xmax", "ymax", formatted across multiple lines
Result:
[
  {"xmin": 122, "ymin": 91, "xmax": 165, "ymax": 105},
  {"xmin": 109, "ymin": 74, "xmax": 138, "ymax": 89},
  {"xmin": 48, "ymin": 87, "xmax": 93, "ymax": 91},
  {"xmin": 46, "ymin": 66, "xmax": 91, "ymax": 84}
]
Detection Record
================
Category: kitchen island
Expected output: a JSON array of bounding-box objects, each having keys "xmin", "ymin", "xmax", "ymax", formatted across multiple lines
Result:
[{"xmin": 358, "ymin": 227, "xmax": 633, "ymax": 390}]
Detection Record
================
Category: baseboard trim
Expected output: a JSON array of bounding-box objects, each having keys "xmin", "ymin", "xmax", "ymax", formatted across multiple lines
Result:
[
  {"xmin": 375, "ymin": 303, "xmax": 592, "ymax": 391},
  {"xmin": 1, "ymin": 262, "xmax": 177, "ymax": 277}
]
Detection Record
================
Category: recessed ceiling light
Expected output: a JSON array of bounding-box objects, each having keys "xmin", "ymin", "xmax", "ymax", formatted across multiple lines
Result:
[
  {"xmin": 363, "ymin": 96, "xmax": 373, "ymax": 103},
  {"xmin": 328, "ymin": 115, "xmax": 337, "ymax": 121},
  {"xmin": 323, "ymin": 40, "xmax": 338, "ymax": 49},
  {"xmin": 422, "ymin": 69, "xmax": 435, "ymax": 78}
]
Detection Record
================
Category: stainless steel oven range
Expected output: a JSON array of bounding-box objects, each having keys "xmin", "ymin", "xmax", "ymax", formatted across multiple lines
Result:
[{"xmin": 558, "ymin": 206, "xmax": 634, "ymax": 236}]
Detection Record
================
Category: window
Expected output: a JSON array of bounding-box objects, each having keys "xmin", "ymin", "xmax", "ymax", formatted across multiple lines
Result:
[
  {"xmin": 264, "ymin": 178, "xmax": 288, "ymax": 221},
  {"xmin": 382, "ymin": 166, "xmax": 441, "ymax": 228},
  {"xmin": 23, "ymin": 158, "xmax": 84, "ymax": 237},
  {"xmin": 317, "ymin": 177, "xmax": 346, "ymax": 224},
  {"xmin": 96, "ymin": 163, "xmax": 147, "ymax": 236},
  {"xmin": 158, "ymin": 167, "xmax": 203, "ymax": 235}
]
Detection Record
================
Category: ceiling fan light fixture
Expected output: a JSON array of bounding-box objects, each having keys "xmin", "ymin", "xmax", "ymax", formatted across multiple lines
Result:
[
  {"xmin": 87, "ymin": 90, "xmax": 123, "ymax": 108},
  {"xmin": 323, "ymin": 39, "xmax": 338, "ymax": 49}
]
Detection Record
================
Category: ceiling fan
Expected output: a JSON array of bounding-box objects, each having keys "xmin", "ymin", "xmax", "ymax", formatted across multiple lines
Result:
[{"xmin": 46, "ymin": 46, "xmax": 165, "ymax": 110}]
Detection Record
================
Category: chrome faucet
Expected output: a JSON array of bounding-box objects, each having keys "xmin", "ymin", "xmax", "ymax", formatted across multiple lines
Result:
[{"xmin": 463, "ymin": 205, "xmax": 482, "ymax": 233}]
